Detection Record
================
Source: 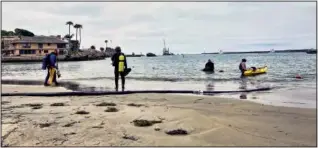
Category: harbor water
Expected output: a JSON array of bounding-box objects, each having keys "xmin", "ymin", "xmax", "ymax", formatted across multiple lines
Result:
[{"xmin": 2, "ymin": 53, "xmax": 316, "ymax": 108}]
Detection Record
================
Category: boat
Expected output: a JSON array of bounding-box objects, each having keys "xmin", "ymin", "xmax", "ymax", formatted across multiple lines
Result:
[
  {"xmin": 306, "ymin": 49, "xmax": 317, "ymax": 54},
  {"xmin": 162, "ymin": 39, "xmax": 174, "ymax": 56},
  {"xmin": 243, "ymin": 66, "xmax": 268, "ymax": 76},
  {"xmin": 146, "ymin": 52, "xmax": 156, "ymax": 57},
  {"xmin": 126, "ymin": 52, "xmax": 144, "ymax": 57}
]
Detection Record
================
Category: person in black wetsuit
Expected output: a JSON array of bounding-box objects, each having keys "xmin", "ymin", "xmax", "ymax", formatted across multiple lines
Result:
[
  {"xmin": 111, "ymin": 46, "xmax": 128, "ymax": 91},
  {"xmin": 204, "ymin": 59, "xmax": 214, "ymax": 72}
]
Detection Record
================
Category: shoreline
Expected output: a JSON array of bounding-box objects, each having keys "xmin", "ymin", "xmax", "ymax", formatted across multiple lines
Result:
[
  {"xmin": 1, "ymin": 79, "xmax": 316, "ymax": 109},
  {"xmin": 1, "ymin": 85, "xmax": 316, "ymax": 146}
]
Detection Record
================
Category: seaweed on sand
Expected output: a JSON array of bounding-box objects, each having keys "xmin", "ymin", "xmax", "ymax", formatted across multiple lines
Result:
[
  {"xmin": 23, "ymin": 103, "xmax": 43, "ymax": 109},
  {"xmin": 75, "ymin": 110, "xmax": 89, "ymax": 114},
  {"xmin": 132, "ymin": 119, "xmax": 162, "ymax": 127},
  {"xmin": 23, "ymin": 103, "xmax": 43, "ymax": 107},
  {"xmin": 50, "ymin": 103, "xmax": 66, "ymax": 106},
  {"xmin": 165, "ymin": 129, "xmax": 188, "ymax": 135},
  {"xmin": 32, "ymin": 106, "xmax": 42, "ymax": 109},
  {"xmin": 38, "ymin": 122, "xmax": 54, "ymax": 128},
  {"xmin": 127, "ymin": 103, "xmax": 144, "ymax": 107},
  {"xmin": 96, "ymin": 102, "xmax": 116, "ymax": 106},
  {"xmin": 104, "ymin": 107, "xmax": 118, "ymax": 112}
]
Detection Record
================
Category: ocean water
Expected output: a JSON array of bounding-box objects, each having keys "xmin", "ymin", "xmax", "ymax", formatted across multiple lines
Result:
[{"xmin": 2, "ymin": 53, "xmax": 317, "ymax": 108}]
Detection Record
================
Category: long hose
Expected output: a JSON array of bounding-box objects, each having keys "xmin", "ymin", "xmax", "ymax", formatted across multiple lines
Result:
[{"xmin": 1, "ymin": 87, "xmax": 271, "ymax": 97}]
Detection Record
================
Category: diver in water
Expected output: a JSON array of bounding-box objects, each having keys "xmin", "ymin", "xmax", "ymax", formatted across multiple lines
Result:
[
  {"xmin": 239, "ymin": 58, "xmax": 247, "ymax": 77},
  {"xmin": 111, "ymin": 46, "xmax": 128, "ymax": 91},
  {"xmin": 204, "ymin": 59, "xmax": 215, "ymax": 72}
]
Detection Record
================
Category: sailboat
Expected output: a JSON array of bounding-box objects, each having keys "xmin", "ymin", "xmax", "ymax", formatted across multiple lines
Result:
[{"xmin": 162, "ymin": 39, "xmax": 174, "ymax": 56}]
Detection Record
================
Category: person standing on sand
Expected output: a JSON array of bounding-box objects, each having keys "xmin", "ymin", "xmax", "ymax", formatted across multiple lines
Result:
[
  {"xmin": 111, "ymin": 46, "xmax": 128, "ymax": 91},
  {"xmin": 44, "ymin": 49, "xmax": 60, "ymax": 86}
]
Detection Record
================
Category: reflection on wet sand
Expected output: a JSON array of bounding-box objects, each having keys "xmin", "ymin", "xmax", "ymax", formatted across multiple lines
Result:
[
  {"xmin": 206, "ymin": 82, "xmax": 215, "ymax": 91},
  {"xmin": 239, "ymin": 77, "xmax": 248, "ymax": 90}
]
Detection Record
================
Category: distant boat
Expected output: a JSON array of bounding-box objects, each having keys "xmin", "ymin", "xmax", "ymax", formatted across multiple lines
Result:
[
  {"xmin": 146, "ymin": 52, "xmax": 157, "ymax": 57},
  {"xmin": 270, "ymin": 49, "xmax": 275, "ymax": 53},
  {"xmin": 126, "ymin": 52, "xmax": 144, "ymax": 57},
  {"xmin": 126, "ymin": 54, "xmax": 143, "ymax": 57},
  {"xmin": 162, "ymin": 39, "xmax": 174, "ymax": 56},
  {"xmin": 306, "ymin": 49, "xmax": 317, "ymax": 54},
  {"xmin": 219, "ymin": 50, "xmax": 223, "ymax": 54}
]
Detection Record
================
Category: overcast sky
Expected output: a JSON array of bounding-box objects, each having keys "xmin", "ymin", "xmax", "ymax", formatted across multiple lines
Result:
[{"xmin": 2, "ymin": 2, "xmax": 316, "ymax": 54}]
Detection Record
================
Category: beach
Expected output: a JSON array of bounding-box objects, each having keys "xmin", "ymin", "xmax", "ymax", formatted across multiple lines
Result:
[{"xmin": 2, "ymin": 85, "xmax": 316, "ymax": 146}]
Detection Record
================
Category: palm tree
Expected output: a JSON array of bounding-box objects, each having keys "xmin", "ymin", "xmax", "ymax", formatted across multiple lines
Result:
[
  {"xmin": 63, "ymin": 34, "xmax": 74, "ymax": 40},
  {"xmin": 74, "ymin": 24, "xmax": 81, "ymax": 41},
  {"xmin": 105, "ymin": 40, "xmax": 108, "ymax": 49},
  {"xmin": 65, "ymin": 21, "xmax": 73, "ymax": 37},
  {"xmin": 77, "ymin": 24, "xmax": 83, "ymax": 47}
]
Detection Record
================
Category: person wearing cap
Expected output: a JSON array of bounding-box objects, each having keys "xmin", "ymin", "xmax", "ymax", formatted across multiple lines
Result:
[
  {"xmin": 44, "ymin": 49, "xmax": 59, "ymax": 86},
  {"xmin": 111, "ymin": 46, "xmax": 128, "ymax": 91}
]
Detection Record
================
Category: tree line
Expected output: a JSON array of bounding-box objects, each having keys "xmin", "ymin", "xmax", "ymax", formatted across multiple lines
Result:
[{"xmin": 1, "ymin": 28, "xmax": 35, "ymax": 37}]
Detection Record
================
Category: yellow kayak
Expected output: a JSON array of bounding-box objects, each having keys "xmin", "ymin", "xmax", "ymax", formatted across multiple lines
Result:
[{"xmin": 243, "ymin": 66, "xmax": 268, "ymax": 76}]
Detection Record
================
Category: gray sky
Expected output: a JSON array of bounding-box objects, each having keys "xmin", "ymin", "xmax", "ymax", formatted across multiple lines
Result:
[{"xmin": 2, "ymin": 2, "xmax": 316, "ymax": 54}]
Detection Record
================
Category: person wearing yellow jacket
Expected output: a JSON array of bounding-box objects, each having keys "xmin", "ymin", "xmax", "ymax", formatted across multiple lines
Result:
[{"xmin": 111, "ymin": 46, "xmax": 128, "ymax": 91}]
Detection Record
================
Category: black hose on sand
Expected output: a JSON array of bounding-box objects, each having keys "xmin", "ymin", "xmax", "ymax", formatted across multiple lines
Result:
[{"xmin": 2, "ymin": 87, "xmax": 271, "ymax": 97}]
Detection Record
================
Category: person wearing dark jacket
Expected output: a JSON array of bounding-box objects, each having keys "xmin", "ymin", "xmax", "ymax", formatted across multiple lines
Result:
[
  {"xmin": 44, "ymin": 49, "xmax": 59, "ymax": 86},
  {"xmin": 204, "ymin": 59, "xmax": 214, "ymax": 72},
  {"xmin": 111, "ymin": 46, "xmax": 128, "ymax": 91}
]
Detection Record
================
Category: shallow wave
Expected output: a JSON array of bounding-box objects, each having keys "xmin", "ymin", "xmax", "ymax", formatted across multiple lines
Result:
[
  {"xmin": 61, "ymin": 75, "xmax": 313, "ymax": 83},
  {"xmin": 63, "ymin": 76, "xmax": 243, "ymax": 82}
]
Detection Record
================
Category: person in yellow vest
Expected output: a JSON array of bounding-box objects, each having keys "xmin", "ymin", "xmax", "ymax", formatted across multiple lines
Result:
[{"xmin": 111, "ymin": 46, "xmax": 128, "ymax": 91}]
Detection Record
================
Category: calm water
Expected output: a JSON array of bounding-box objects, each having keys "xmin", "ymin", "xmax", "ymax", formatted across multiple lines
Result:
[{"xmin": 2, "ymin": 53, "xmax": 317, "ymax": 108}]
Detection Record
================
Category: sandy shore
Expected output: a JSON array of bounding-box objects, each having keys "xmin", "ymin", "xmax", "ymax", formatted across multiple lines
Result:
[{"xmin": 1, "ymin": 85, "xmax": 316, "ymax": 146}]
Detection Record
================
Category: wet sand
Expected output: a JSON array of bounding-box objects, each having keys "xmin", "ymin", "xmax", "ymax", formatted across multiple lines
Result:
[{"xmin": 1, "ymin": 85, "xmax": 316, "ymax": 146}]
